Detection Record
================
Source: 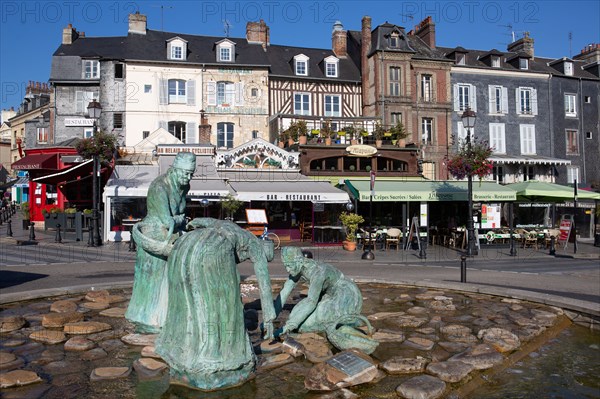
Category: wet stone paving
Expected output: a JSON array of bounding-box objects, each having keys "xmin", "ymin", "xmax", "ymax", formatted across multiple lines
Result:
[{"xmin": 0, "ymin": 283, "xmax": 582, "ymax": 398}]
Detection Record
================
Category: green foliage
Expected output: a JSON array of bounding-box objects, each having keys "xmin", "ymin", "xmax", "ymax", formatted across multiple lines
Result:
[
  {"xmin": 221, "ymin": 195, "xmax": 244, "ymax": 219},
  {"xmin": 320, "ymin": 120, "xmax": 333, "ymax": 138},
  {"xmin": 76, "ymin": 131, "xmax": 118, "ymax": 162},
  {"xmin": 21, "ymin": 201, "xmax": 30, "ymax": 219},
  {"xmin": 390, "ymin": 121, "xmax": 408, "ymax": 139},
  {"xmin": 373, "ymin": 124, "xmax": 386, "ymax": 140},
  {"xmin": 339, "ymin": 212, "xmax": 364, "ymax": 242},
  {"xmin": 83, "ymin": 209, "xmax": 93, "ymax": 215},
  {"xmin": 65, "ymin": 207, "xmax": 77, "ymax": 214}
]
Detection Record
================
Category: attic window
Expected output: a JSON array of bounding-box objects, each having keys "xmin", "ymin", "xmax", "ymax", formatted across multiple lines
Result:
[
  {"xmin": 216, "ymin": 40, "xmax": 235, "ymax": 63},
  {"xmin": 456, "ymin": 53, "xmax": 466, "ymax": 65},
  {"xmin": 564, "ymin": 62, "xmax": 573, "ymax": 76},
  {"xmin": 519, "ymin": 58, "xmax": 528, "ymax": 70},
  {"xmin": 171, "ymin": 45, "xmax": 183, "ymax": 60},
  {"xmin": 390, "ymin": 33, "xmax": 399, "ymax": 48},
  {"xmin": 324, "ymin": 56, "xmax": 339, "ymax": 78},
  {"xmin": 167, "ymin": 37, "xmax": 187, "ymax": 61},
  {"xmin": 220, "ymin": 47, "xmax": 231, "ymax": 61},
  {"xmin": 294, "ymin": 54, "xmax": 309, "ymax": 76},
  {"xmin": 491, "ymin": 56, "xmax": 500, "ymax": 68}
]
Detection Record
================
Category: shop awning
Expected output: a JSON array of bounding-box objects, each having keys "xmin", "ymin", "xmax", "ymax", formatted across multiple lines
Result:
[
  {"xmin": 11, "ymin": 154, "xmax": 59, "ymax": 170},
  {"xmin": 489, "ymin": 155, "xmax": 571, "ymax": 165},
  {"xmin": 31, "ymin": 159, "xmax": 93, "ymax": 185},
  {"xmin": 507, "ymin": 180, "xmax": 600, "ymax": 202},
  {"xmin": 230, "ymin": 180, "xmax": 350, "ymax": 203},
  {"xmin": 345, "ymin": 180, "xmax": 517, "ymax": 202},
  {"xmin": 188, "ymin": 179, "xmax": 231, "ymax": 199}
]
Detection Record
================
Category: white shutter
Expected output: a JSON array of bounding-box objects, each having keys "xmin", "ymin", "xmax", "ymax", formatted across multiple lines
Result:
[
  {"xmin": 234, "ymin": 82, "xmax": 244, "ymax": 106},
  {"xmin": 453, "ymin": 84, "xmax": 459, "ymax": 111},
  {"xmin": 206, "ymin": 81, "xmax": 216, "ymax": 106},
  {"xmin": 515, "ymin": 88, "xmax": 521, "ymax": 114},
  {"xmin": 186, "ymin": 122, "xmax": 197, "ymax": 143},
  {"xmin": 470, "ymin": 84, "xmax": 477, "ymax": 112},
  {"xmin": 159, "ymin": 79, "xmax": 168, "ymax": 105},
  {"xmin": 158, "ymin": 121, "xmax": 167, "ymax": 131},
  {"xmin": 457, "ymin": 121, "xmax": 465, "ymax": 142},
  {"xmin": 529, "ymin": 125, "xmax": 536, "ymax": 154},
  {"xmin": 501, "ymin": 87, "xmax": 508, "ymax": 114},
  {"xmin": 76, "ymin": 91, "xmax": 84, "ymax": 113},
  {"xmin": 166, "ymin": 42, "xmax": 172, "ymax": 60},
  {"xmin": 186, "ymin": 80, "xmax": 196, "ymax": 106},
  {"xmin": 531, "ymin": 88, "xmax": 538, "ymax": 115},
  {"xmin": 488, "ymin": 85, "xmax": 494, "ymax": 114}
]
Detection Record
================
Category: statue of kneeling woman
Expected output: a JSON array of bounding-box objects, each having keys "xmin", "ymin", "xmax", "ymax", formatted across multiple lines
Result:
[{"xmin": 274, "ymin": 247, "xmax": 378, "ymax": 354}]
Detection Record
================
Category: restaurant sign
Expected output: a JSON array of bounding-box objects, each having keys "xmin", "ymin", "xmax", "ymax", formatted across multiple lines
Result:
[
  {"xmin": 359, "ymin": 191, "xmax": 515, "ymax": 202},
  {"xmin": 65, "ymin": 118, "xmax": 94, "ymax": 127},
  {"xmin": 346, "ymin": 145, "xmax": 377, "ymax": 157},
  {"xmin": 156, "ymin": 145, "xmax": 215, "ymax": 155}
]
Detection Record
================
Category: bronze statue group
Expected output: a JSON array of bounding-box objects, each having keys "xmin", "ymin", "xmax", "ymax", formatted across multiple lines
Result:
[{"xmin": 126, "ymin": 152, "xmax": 378, "ymax": 391}]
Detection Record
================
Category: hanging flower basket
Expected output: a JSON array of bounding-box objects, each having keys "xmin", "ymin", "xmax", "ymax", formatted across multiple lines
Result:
[{"xmin": 447, "ymin": 138, "xmax": 494, "ymax": 180}]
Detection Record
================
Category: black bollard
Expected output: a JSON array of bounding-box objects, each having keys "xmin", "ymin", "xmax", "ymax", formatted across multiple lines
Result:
[
  {"xmin": 29, "ymin": 222, "xmax": 36, "ymax": 241},
  {"xmin": 549, "ymin": 236, "xmax": 556, "ymax": 256},
  {"xmin": 88, "ymin": 225, "xmax": 95, "ymax": 247},
  {"xmin": 460, "ymin": 255, "xmax": 467, "ymax": 283},
  {"xmin": 509, "ymin": 235, "xmax": 517, "ymax": 257},
  {"xmin": 419, "ymin": 238, "xmax": 427, "ymax": 259},
  {"xmin": 55, "ymin": 224, "xmax": 62, "ymax": 243},
  {"xmin": 0, "ymin": 209, "xmax": 4, "ymax": 225},
  {"xmin": 7, "ymin": 219, "xmax": 12, "ymax": 237}
]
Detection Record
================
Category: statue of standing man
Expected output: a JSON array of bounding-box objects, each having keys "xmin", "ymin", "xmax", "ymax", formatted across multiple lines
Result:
[{"xmin": 125, "ymin": 152, "xmax": 196, "ymax": 333}]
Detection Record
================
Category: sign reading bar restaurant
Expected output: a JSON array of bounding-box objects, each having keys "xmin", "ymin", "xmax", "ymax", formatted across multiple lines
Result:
[
  {"xmin": 65, "ymin": 118, "xmax": 94, "ymax": 127},
  {"xmin": 346, "ymin": 145, "xmax": 377, "ymax": 157},
  {"xmin": 156, "ymin": 145, "xmax": 215, "ymax": 155}
]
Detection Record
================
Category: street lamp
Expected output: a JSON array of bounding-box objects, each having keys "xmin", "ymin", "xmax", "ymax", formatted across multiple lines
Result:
[
  {"xmin": 461, "ymin": 107, "xmax": 477, "ymax": 257},
  {"xmin": 87, "ymin": 99, "xmax": 102, "ymax": 247},
  {"xmin": 201, "ymin": 198, "xmax": 209, "ymax": 217}
]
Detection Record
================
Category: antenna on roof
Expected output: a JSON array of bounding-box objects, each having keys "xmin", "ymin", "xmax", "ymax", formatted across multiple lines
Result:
[
  {"xmin": 151, "ymin": 5, "xmax": 174, "ymax": 31},
  {"xmin": 568, "ymin": 31, "xmax": 573, "ymax": 58},
  {"xmin": 499, "ymin": 23, "xmax": 515, "ymax": 42},
  {"xmin": 223, "ymin": 19, "xmax": 231, "ymax": 37}
]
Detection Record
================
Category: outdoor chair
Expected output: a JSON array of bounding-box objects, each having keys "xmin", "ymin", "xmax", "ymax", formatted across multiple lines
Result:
[
  {"xmin": 386, "ymin": 228, "xmax": 401, "ymax": 251},
  {"xmin": 299, "ymin": 221, "xmax": 313, "ymax": 242},
  {"xmin": 523, "ymin": 231, "xmax": 539, "ymax": 249}
]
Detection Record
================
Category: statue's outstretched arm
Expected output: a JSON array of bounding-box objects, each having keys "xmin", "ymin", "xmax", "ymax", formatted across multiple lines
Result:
[
  {"xmin": 283, "ymin": 274, "xmax": 324, "ymax": 332},
  {"xmin": 274, "ymin": 277, "xmax": 297, "ymax": 316},
  {"xmin": 186, "ymin": 217, "xmax": 219, "ymax": 230},
  {"xmin": 248, "ymin": 241, "xmax": 276, "ymax": 340}
]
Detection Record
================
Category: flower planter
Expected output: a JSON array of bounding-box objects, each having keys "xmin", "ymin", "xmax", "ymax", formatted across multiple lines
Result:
[
  {"xmin": 298, "ymin": 135, "xmax": 307, "ymax": 145},
  {"xmin": 375, "ymin": 140, "xmax": 383, "ymax": 148},
  {"xmin": 325, "ymin": 138, "xmax": 332, "ymax": 146},
  {"xmin": 343, "ymin": 240, "xmax": 357, "ymax": 251}
]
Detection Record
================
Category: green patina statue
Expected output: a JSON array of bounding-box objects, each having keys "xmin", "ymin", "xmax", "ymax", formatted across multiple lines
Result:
[
  {"xmin": 275, "ymin": 247, "xmax": 379, "ymax": 354},
  {"xmin": 155, "ymin": 218, "xmax": 276, "ymax": 390},
  {"xmin": 125, "ymin": 152, "xmax": 196, "ymax": 333}
]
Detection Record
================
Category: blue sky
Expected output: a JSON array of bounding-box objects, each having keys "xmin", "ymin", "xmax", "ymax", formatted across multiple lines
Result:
[{"xmin": 1, "ymin": 0, "xmax": 599, "ymax": 115}]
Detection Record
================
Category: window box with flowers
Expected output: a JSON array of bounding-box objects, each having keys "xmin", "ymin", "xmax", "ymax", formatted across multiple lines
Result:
[{"xmin": 446, "ymin": 137, "xmax": 493, "ymax": 181}]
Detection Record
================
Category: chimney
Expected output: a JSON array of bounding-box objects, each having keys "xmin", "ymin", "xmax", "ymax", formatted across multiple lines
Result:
[
  {"xmin": 332, "ymin": 21, "xmax": 347, "ymax": 57},
  {"xmin": 574, "ymin": 43, "xmax": 600, "ymax": 63},
  {"xmin": 507, "ymin": 32, "xmax": 534, "ymax": 58},
  {"xmin": 413, "ymin": 16, "xmax": 436, "ymax": 48},
  {"xmin": 246, "ymin": 20, "xmax": 270, "ymax": 46},
  {"xmin": 361, "ymin": 16, "xmax": 372, "ymax": 109},
  {"xmin": 198, "ymin": 110, "xmax": 211, "ymax": 144},
  {"xmin": 62, "ymin": 23, "xmax": 79, "ymax": 45},
  {"xmin": 128, "ymin": 12, "xmax": 147, "ymax": 35}
]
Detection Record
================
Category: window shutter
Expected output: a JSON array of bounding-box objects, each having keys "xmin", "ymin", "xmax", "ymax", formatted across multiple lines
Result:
[
  {"xmin": 158, "ymin": 121, "xmax": 167, "ymax": 131},
  {"xmin": 167, "ymin": 42, "xmax": 172, "ymax": 60},
  {"xmin": 515, "ymin": 88, "xmax": 521, "ymax": 114},
  {"xmin": 206, "ymin": 81, "xmax": 217, "ymax": 106},
  {"xmin": 531, "ymin": 88, "xmax": 538, "ymax": 115},
  {"xmin": 234, "ymin": 82, "xmax": 244, "ymax": 106},
  {"xmin": 488, "ymin": 85, "xmax": 494, "ymax": 114},
  {"xmin": 470, "ymin": 84, "xmax": 477, "ymax": 112},
  {"xmin": 501, "ymin": 87, "xmax": 508, "ymax": 114},
  {"xmin": 453, "ymin": 84, "xmax": 459, "ymax": 111},
  {"xmin": 159, "ymin": 79, "xmax": 168, "ymax": 105},
  {"xmin": 76, "ymin": 91, "xmax": 83, "ymax": 113},
  {"xmin": 186, "ymin": 80, "xmax": 196, "ymax": 106},
  {"xmin": 186, "ymin": 122, "xmax": 197, "ymax": 143},
  {"xmin": 529, "ymin": 125, "xmax": 536, "ymax": 154}
]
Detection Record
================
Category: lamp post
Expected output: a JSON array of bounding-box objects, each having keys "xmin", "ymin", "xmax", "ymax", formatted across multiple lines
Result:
[
  {"xmin": 201, "ymin": 198, "xmax": 209, "ymax": 217},
  {"xmin": 87, "ymin": 99, "xmax": 102, "ymax": 247},
  {"xmin": 361, "ymin": 170, "xmax": 376, "ymax": 260},
  {"xmin": 461, "ymin": 107, "xmax": 477, "ymax": 257}
]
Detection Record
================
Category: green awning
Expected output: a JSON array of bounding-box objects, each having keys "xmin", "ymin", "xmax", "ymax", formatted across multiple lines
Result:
[
  {"xmin": 345, "ymin": 180, "xmax": 517, "ymax": 202},
  {"xmin": 506, "ymin": 180, "xmax": 600, "ymax": 202}
]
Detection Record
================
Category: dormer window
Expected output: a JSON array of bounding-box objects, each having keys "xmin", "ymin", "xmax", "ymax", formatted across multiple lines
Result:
[
  {"xmin": 564, "ymin": 62, "xmax": 573, "ymax": 76},
  {"xmin": 294, "ymin": 54, "xmax": 309, "ymax": 76},
  {"xmin": 519, "ymin": 58, "xmax": 528, "ymax": 69},
  {"xmin": 216, "ymin": 39, "xmax": 235, "ymax": 63},
  {"xmin": 389, "ymin": 32, "xmax": 399, "ymax": 48},
  {"xmin": 456, "ymin": 53, "xmax": 466, "ymax": 65},
  {"xmin": 167, "ymin": 37, "xmax": 188, "ymax": 61},
  {"xmin": 491, "ymin": 56, "xmax": 500, "ymax": 68},
  {"xmin": 324, "ymin": 56, "xmax": 338, "ymax": 77}
]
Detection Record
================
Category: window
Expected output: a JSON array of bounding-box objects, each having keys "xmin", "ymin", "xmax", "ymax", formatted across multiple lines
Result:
[
  {"xmin": 75, "ymin": 91, "xmax": 95, "ymax": 113},
  {"xmin": 293, "ymin": 93, "xmax": 310, "ymax": 115},
  {"xmin": 566, "ymin": 129, "xmax": 578, "ymax": 155},
  {"xmin": 143, "ymin": 131, "xmax": 150, "ymax": 139},
  {"xmin": 168, "ymin": 121, "xmax": 186, "ymax": 142},
  {"xmin": 168, "ymin": 79, "xmax": 186, "ymax": 103},
  {"xmin": 113, "ymin": 113, "xmax": 123, "ymax": 129},
  {"xmin": 421, "ymin": 75, "xmax": 432, "ymax": 102},
  {"xmin": 114, "ymin": 63, "xmax": 124, "ymax": 79},
  {"xmin": 295, "ymin": 60, "xmax": 307, "ymax": 75},
  {"xmin": 520, "ymin": 124, "xmax": 536, "ymax": 155},
  {"xmin": 456, "ymin": 84, "xmax": 471, "ymax": 111},
  {"xmin": 584, "ymin": 96, "xmax": 591, "ymax": 103},
  {"xmin": 324, "ymin": 95, "xmax": 340, "ymax": 117},
  {"xmin": 325, "ymin": 57, "xmax": 338, "ymax": 77},
  {"xmin": 144, "ymin": 85, "xmax": 152, "ymax": 93},
  {"xmin": 391, "ymin": 112, "xmax": 402, "ymax": 125},
  {"xmin": 217, "ymin": 122, "xmax": 234, "ymax": 148},
  {"xmin": 389, "ymin": 67, "xmax": 401, "ymax": 96},
  {"xmin": 219, "ymin": 47, "xmax": 231, "ymax": 62},
  {"xmin": 519, "ymin": 58, "xmax": 528, "ymax": 70},
  {"xmin": 586, "ymin": 131, "xmax": 593, "ymax": 139},
  {"xmin": 217, "ymin": 81, "xmax": 235, "ymax": 106},
  {"xmin": 488, "ymin": 85, "xmax": 507, "ymax": 114},
  {"xmin": 517, "ymin": 87, "xmax": 537, "ymax": 115},
  {"xmin": 251, "ymin": 88, "xmax": 258, "ymax": 97},
  {"xmin": 489, "ymin": 123, "xmax": 506, "ymax": 154},
  {"xmin": 491, "ymin": 56, "xmax": 500, "ymax": 68},
  {"xmin": 171, "ymin": 45, "xmax": 183, "ymax": 60},
  {"xmin": 252, "ymin": 130, "xmax": 259, "ymax": 139},
  {"xmin": 523, "ymin": 165, "xmax": 535, "ymax": 181},
  {"xmin": 564, "ymin": 94, "xmax": 577, "ymax": 117},
  {"xmin": 456, "ymin": 53, "xmax": 465, "ymax": 65},
  {"xmin": 389, "ymin": 33, "xmax": 399, "ymax": 48},
  {"xmin": 567, "ymin": 166, "xmax": 580, "ymax": 184},
  {"xmin": 83, "ymin": 127, "xmax": 94, "ymax": 138},
  {"xmin": 492, "ymin": 166, "xmax": 504, "ymax": 184},
  {"xmin": 421, "ymin": 118, "xmax": 433, "ymax": 144},
  {"xmin": 564, "ymin": 62, "xmax": 573, "ymax": 76},
  {"xmin": 36, "ymin": 127, "xmax": 48, "ymax": 144},
  {"xmin": 83, "ymin": 60, "xmax": 99, "ymax": 79}
]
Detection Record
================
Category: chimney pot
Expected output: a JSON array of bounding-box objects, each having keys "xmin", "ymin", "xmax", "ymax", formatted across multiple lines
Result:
[
  {"xmin": 62, "ymin": 24, "xmax": 79, "ymax": 45},
  {"xmin": 128, "ymin": 12, "xmax": 147, "ymax": 35},
  {"xmin": 246, "ymin": 20, "xmax": 270, "ymax": 46}
]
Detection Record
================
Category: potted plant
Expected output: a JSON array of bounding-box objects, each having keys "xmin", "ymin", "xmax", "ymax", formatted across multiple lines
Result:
[
  {"xmin": 339, "ymin": 211, "xmax": 364, "ymax": 251},
  {"xmin": 286, "ymin": 122, "xmax": 298, "ymax": 146},
  {"xmin": 391, "ymin": 121, "xmax": 408, "ymax": 147},
  {"xmin": 297, "ymin": 120, "xmax": 308, "ymax": 145},
  {"xmin": 221, "ymin": 194, "xmax": 244, "ymax": 221},
  {"xmin": 374, "ymin": 124, "xmax": 385, "ymax": 148},
  {"xmin": 21, "ymin": 201, "xmax": 30, "ymax": 230},
  {"xmin": 321, "ymin": 120, "xmax": 333, "ymax": 145},
  {"xmin": 278, "ymin": 130, "xmax": 289, "ymax": 148},
  {"xmin": 344, "ymin": 126, "xmax": 358, "ymax": 145}
]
